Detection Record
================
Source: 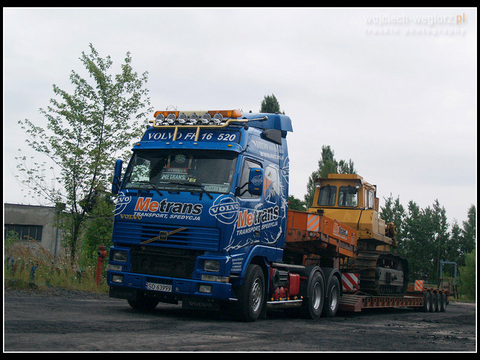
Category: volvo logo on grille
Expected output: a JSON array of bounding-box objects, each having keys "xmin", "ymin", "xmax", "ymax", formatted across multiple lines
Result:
[{"xmin": 159, "ymin": 231, "xmax": 168, "ymax": 241}]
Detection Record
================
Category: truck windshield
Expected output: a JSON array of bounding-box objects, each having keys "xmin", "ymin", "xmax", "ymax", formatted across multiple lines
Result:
[{"xmin": 123, "ymin": 149, "xmax": 237, "ymax": 194}]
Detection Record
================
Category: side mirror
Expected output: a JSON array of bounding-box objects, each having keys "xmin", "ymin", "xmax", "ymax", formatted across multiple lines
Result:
[
  {"xmin": 112, "ymin": 159, "xmax": 123, "ymax": 195},
  {"xmin": 248, "ymin": 167, "xmax": 263, "ymax": 196}
]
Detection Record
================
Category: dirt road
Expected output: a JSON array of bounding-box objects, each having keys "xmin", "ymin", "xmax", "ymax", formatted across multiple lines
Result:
[{"xmin": 4, "ymin": 288, "xmax": 476, "ymax": 352}]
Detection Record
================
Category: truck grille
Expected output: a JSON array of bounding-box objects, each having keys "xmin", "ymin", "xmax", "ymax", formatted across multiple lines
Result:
[
  {"xmin": 112, "ymin": 222, "xmax": 220, "ymax": 251},
  {"xmin": 130, "ymin": 246, "xmax": 201, "ymax": 279}
]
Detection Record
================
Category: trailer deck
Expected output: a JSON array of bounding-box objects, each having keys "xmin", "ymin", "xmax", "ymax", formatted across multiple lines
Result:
[
  {"xmin": 339, "ymin": 287, "xmax": 450, "ymax": 313},
  {"xmin": 339, "ymin": 294, "xmax": 424, "ymax": 312}
]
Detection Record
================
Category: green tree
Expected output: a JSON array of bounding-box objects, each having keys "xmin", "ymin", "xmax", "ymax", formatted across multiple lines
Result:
[
  {"xmin": 401, "ymin": 201, "xmax": 430, "ymax": 280},
  {"xmin": 288, "ymin": 195, "xmax": 306, "ymax": 211},
  {"xmin": 16, "ymin": 43, "xmax": 152, "ymax": 262},
  {"xmin": 458, "ymin": 249, "xmax": 475, "ymax": 300},
  {"xmin": 79, "ymin": 193, "xmax": 114, "ymax": 270},
  {"xmin": 304, "ymin": 145, "xmax": 356, "ymax": 208},
  {"xmin": 446, "ymin": 220, "xmax": 463, "ymax": 269},
  {"xmin": 461, "ymin": 205, "xmax": 476, "ymax": 261},
  {"xmin": 380, "ymin": 196, "xmax": 476, "ymax": 285},
  {"xmin": 260, "ymin": 94, "xmax": 283, "ymax": 113},
  {"xmin": 396, "ymin": 198, "xmax": 462, "ymax": 283},
  {"xmin": 431, "ymin": 199, "xmax": 450, "ymax": 283},
  {"xmin": 380, "ymin": 194, "xmax": 406, "ymax": 251},
  {"xmin": 380, "ymin": 194, "xmax": 406, "ymax": 235}
]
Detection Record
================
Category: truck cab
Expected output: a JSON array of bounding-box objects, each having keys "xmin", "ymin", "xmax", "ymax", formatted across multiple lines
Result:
[{"xmin": 107, "ymin": 109, "xmax": 292, "ymax": 319}]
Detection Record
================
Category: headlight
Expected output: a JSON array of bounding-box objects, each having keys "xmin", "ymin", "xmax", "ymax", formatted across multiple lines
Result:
[
  {"xmin": 112, "ymin": 250, "xmax": 128, "ymax": 263},
  {"xmin": 204, "ymin": 260, "xmax": 220, "ymax": 272},
  {"xmin": 199, "ymin": 284, "xmax": 212, "ymax": 294},
  {"xmin": 112, "ymin": 274, "xmax": 124, "ymax": 283},
  {"xmin": 201, "ymin": 274, "xmax": 229, "ymax": 283},
  {"xmin": 107, "ymin": 264, "xmax": 122, "ymax": 271}
]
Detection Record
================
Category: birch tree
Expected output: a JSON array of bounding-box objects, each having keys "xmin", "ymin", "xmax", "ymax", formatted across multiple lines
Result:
[{"xmin": 16, "ymin": 43, "xmax": 152, "ymax": 262}]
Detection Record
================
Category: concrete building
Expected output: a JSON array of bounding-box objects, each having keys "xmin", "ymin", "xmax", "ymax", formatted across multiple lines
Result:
[{"xmin": 4, "ymin": 203, "xmax": 64, "ymax": 256}]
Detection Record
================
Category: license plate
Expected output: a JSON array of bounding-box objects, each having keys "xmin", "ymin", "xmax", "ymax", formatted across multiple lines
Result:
[{"xmin": 146, "ymin": 282, "xmax": 172, "ymax": 293}]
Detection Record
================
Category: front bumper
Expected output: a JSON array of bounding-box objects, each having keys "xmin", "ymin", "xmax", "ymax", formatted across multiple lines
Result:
[{"xmin": 107, "ymin": 270, "xmax": 235, "ymax": 302}]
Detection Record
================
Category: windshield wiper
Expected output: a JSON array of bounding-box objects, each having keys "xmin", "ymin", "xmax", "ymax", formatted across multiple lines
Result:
[
  {"xmin": 168, "ymin": 181, "xmax": 213, "ymax": 199},
  {"xmin": 132, "ymin": 181, "xmax": 163, "ymax": 197}
]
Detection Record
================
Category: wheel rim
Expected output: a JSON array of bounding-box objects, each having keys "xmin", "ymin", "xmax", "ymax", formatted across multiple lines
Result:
[
  {"xmin": 251, "ymin": 278, "xmax": 263, "ymax": 312},
  {"xmin": 312, "ymin": 282, "xmax": 322, "ymax": 310},
  {"xmin": 329, "ymin": 286, "xmax": 339, "ymax": 311}
]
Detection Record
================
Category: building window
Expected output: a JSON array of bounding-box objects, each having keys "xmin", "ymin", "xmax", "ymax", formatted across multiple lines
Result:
[{"xmin": 4, "ymin": 225, "xmax": 43, "ymax": 242}]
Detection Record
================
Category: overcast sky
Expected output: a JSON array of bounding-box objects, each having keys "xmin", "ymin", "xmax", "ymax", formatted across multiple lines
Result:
[{"xmin": 3, "ymin": 7, "xmax": 477, "ymax": 226}]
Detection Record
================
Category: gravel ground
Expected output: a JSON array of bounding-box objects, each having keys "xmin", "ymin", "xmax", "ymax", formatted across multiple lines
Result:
[{"xmin": 4, "ymin": 287, "xmax": 477, "ymax": 352}]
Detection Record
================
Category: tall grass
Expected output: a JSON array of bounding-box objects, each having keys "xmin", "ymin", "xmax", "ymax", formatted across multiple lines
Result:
[{"xmin": 4, "ymin": 238, "xmax": 109, "ymax": 294}]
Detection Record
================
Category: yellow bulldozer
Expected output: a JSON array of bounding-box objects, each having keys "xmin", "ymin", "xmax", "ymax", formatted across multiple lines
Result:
[{"xmin": 309, "ymin": 174, "xmax": 409, "ymax": 295}]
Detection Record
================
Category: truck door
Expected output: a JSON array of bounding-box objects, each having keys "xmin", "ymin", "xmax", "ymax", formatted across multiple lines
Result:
[
  {"xmin": 235, "ymin": 158, "xmax": 282, "ymax": 248},
  {"xmin": 236, "ymin": 158, "xmax": 263, "ymax": 244},
  {"xmin": 262, "ymin": 163, "xmax": 282, "ymax": 245}
]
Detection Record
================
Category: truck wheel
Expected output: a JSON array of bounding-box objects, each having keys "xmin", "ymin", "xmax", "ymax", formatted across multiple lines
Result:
[
  {"xmin": 323, "ymin": 276, "xmax": 340, "ymax": 317},
  {"xmin": 300, "ymin": 267, "xmax": 325, "ymax": 319},
  {"xmin": 423, "ymin": 291, "xmax": 432, "ymax": 312},
  {"xmin": 440, "ymin": 293, "xmax": 447, "ymax": 312},
  {"xmin": 434, "ymin": 292, "xmax": 441, "ymax": 312},
  {"xmin": 233, "ymin": 264, "xmax": 265, "ymax": 322},
  {"xmin": 128, "ymin": 292, "xmax": 159, "ymax": 312},
  {"xmin": 432, "ymin": 292, "xmax": 439, "ymax": 312}
]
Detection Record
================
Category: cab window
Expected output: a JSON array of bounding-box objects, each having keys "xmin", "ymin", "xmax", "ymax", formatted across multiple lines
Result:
[
  {"xmin": 338, "ymin": 186, "xmax": 358, "ymax": 207},
  {"xmin": 317, "ymin": 185, "xmax": 336, "ymax": 206},
  {"xmin": 239, "ymin": 159, "xmax": 262, "ymax": 198},
  {"xmin": 368, "ymin": 190, "xmax": 374, "ymax": 209}
]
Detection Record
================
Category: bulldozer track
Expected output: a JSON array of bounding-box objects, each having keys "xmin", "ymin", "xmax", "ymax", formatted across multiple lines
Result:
[{"xmin": 352, "ymin": 251, "xmax": 409, "ymax": 296}]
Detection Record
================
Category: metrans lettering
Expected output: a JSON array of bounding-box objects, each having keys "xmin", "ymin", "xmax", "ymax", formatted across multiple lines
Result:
[
  {"xmin": 237, "ymin": 206, "xmax": 279, "ymax": 228},
  {"xmin": 134, "ymin": 197, "xmax": 203, "ymax": 215}
]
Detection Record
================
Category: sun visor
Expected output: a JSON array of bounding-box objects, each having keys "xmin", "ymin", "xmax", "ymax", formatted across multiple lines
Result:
[{"xmin": 246, "ymin": 113, "xmax": 293, "ymax": 132}]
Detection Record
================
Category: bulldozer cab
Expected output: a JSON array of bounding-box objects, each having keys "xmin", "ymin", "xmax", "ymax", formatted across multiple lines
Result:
[
  {"xmin": 310, "ymin": 174, "xmax": 396, "ymax": 248},
  {"xmin": 314, "ymin": 173, "xmax": 377, "ymax": 211}
]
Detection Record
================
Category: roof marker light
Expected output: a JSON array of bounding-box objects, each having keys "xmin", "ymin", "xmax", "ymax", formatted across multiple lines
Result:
[
  {"xmin": 200, "ymin": 113, "xmax": 211, "ymax": 124},
  {"xmin": 155, "ymin": 113, "xmax": 165, "ymax": 125},
  {"xmin": 166, "ymin": 113, "xmax": 176, "ymax": 124},
  {"xmin": 178, "ymin": 113, "xmax": 187, "ymax": 124},
  {"xmin": 212, "ymin": 113, "xmax": 223, "ymax": 125},
  {"xmin": 188, "ymin": 113, "xmax": 199, "ymax": 125}
]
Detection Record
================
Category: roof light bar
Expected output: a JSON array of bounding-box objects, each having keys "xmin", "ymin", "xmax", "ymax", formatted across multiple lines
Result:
[
  {"xmin": 150, "ymin": 109, "xmax": 243, "ymax": 127},
  {"xmin": 148, "ymin": 109, "xmax": 253, "ymax": 141}
]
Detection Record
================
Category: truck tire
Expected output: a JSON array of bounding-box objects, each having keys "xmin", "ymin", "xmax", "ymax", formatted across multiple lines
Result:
[
  {"xmin": 323, "ymin": 275, "xmax": 340, "ymax": 317},
  {"xmin": 434, "ymin": 292, "xmax": 441, "ymax": 312},
  {"xmin": 423, "ymin": 291, "xmax": 432, "ymax": 312},
  {"xmin": 432, "ymin": 292, "xmax": 439, "ymax": 312},
  {"xmin": 127, "ymin": 291, "xmax": 159, "ymax": 312},
  {"xmin": 300, "ymin": 266, "xmax": 325, "ymax": 319},
  {"xmin": 232, "ymin": 264, "xmax": 265, "ymax": 322},
  {"xmin": 440, "ymin": 293, "xmax": 447, "ymax": 312}
]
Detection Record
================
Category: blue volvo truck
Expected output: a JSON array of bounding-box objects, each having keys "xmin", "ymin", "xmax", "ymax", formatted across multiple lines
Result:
[{"xmin": 107, "ymin": 109, "xmax": 343, "ymax": 321}]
